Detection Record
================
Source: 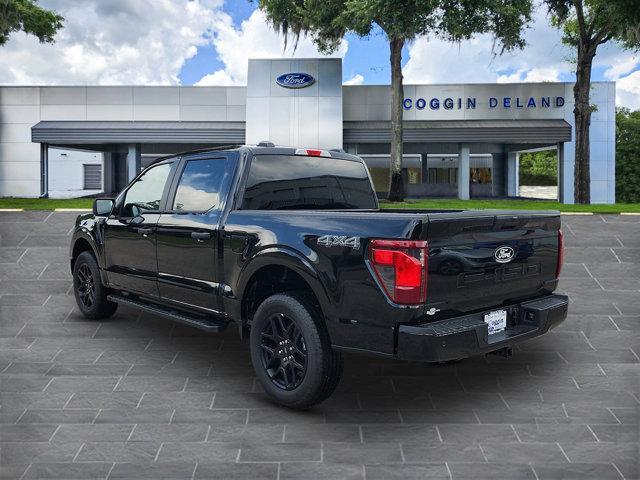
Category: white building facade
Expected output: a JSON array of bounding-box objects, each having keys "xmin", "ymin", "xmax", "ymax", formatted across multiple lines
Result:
[{"xmin": 0, "ymin": 58, "xmax": 616, "ymax": 203}]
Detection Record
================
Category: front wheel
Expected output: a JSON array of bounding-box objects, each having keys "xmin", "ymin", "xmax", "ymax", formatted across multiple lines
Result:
[
  {"xmin": 73, "ymin": 251, "xmax": 118, "ymax": 320},
  {"xmin": 250, "ymin": 294, "xmax": 343, "ymax": 409}
]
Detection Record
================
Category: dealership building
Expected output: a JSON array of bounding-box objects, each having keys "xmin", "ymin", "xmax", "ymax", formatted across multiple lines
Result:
[{"xmin": 0, "ymin": 58, "xmax": 616, "ymax": 203}]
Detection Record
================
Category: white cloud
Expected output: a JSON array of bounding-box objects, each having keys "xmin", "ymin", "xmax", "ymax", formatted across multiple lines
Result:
[
  {"xmin": 604, "ymin": 54, "xmax": 639, "ymax": 81},
  {"xmin": 402, "ymin": 6, "xmax": 639, "ymax": 108},
  {"xmin": 196, "ymin": 9, "xmax": 348, "ymax": 86},
  {"xmin": 343, "ymin": 74, "xmax": 364, "ymax": 85},
  {"xmin": 599, "ymin": 52, "xmax": 640, "ymax": 109},
  {"xmin": 195, "ymin": 70, "xmax": 236, "ymax": 86},
  {"xmin": 1, "ymin": 0, "xmax": 637, "ymax": 110},
  {"xmin": 616, "ymin": 70, "xmax": 640, "ymax": 110},
  {"xmin": 0, "ymin": 0, "xmax": 224, "ymax": 85},
  {"xmin": 497, "ymin": 67, "xmax": 561, "ymax": 83},
  {"xmin": 403, "ymin": 8, "xmax": 572, "ymax": 85}
]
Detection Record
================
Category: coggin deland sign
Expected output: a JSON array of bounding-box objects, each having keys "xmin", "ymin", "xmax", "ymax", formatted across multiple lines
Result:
[
  {"xmin": 403, "ymin": 95, "xmax": 565, "ymax": 110},
  {"xmin": 275, "ymin": 71, "xmax": 566, "ymax": 112}
]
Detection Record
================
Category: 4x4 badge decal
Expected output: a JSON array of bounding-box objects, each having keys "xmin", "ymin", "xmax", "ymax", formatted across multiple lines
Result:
[{"xmin": 317, "ymin": 235, "xmax": 360, "ymax": 249}]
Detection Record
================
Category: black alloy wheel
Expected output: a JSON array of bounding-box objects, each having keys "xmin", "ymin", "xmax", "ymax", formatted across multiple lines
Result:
[
  {"xmin": 75, "ymin": 263, "xmax": 96, "ymax": 308},
  {"xmin": 249, "ymin": 293, "xmax": 343, "ymax": 409},
  {"xmin": 72, "ymin": 250, "xmax": 118, "ymax": 320},
  {"xmin": 259, "ymin": 313, "xmax": 307, "ymax": 390}
]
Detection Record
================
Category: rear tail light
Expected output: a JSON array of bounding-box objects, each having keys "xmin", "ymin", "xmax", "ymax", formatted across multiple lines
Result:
[
  {"xmin": 294, "ymin": 148, "xmax": 331, "ymax": 157},
  {"xmin": 556, "ymin": 229, "xmax": 564, "ymax": 278},
  {"xmin": 369, "ymin": 239, "xmax": 428, "ymax": 305}
]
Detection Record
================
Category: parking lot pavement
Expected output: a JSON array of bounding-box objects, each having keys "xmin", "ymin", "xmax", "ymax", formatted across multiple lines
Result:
[{"xmin": 0, "ymin": 211, "xmax": 638, "ymax": 480}]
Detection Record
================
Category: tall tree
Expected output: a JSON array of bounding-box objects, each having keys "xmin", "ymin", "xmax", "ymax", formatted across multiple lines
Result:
[
  {"xmin": 258, "ymin": 0, "xmax": 533, "ymax": 201},
  {"xmin": 544, "ymin": 0, "xmax": 640, "ymax": 204},
  {"xmin": 0, "ymin": 0, "xmax": 64, "ymax": 46}
]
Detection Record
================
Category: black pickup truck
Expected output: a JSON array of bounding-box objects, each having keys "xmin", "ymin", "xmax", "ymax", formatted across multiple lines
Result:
[{"xmin": 70, "ymin": 145, "xmax": 568, "ymax": 408}]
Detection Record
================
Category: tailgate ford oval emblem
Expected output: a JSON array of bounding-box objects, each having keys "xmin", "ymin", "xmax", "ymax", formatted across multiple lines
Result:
[
  {"xmin": 494, "ymin": 246, "xmax": 515, "ymax": 263},
  {"xmin": 276, "ymin": 72, "xmax": 315, "ymax": 89}
]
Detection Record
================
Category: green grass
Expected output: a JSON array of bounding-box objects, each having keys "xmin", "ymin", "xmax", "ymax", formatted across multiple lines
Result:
[
  {"xmin": 1, "ymin": 197, "xmax": 639, "ymax": 213},
  {"xmin": 0, "ymin": 198, "xmax": 93, "ymax": 210},
  {"xmin": 380, "ymin": 198, "xmax": 640, "ymax": 214}
]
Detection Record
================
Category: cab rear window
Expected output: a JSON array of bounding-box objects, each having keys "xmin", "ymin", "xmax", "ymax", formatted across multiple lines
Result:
[{"xmin": 241, "ymin": 155, "xmax": 377, "ymax": 210}]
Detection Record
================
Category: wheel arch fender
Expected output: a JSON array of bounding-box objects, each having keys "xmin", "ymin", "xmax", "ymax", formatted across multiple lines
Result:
[
  {"xmin": 70, "ymin": 231, "xmax": 103, "ymax": 272},
  {"xmin": 236, "ymin": 246, "xmax": 333, "ymax": 324}
]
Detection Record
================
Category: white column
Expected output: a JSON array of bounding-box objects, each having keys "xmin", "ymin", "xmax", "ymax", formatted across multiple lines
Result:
[
  {"xmin": 557, "ymin": 142, "xmax": 566, "ymax": 203},
  {"xmin": 507, "ymin": 151, "xmax": 519, "ymax": 197},
  {"xmin": 126, "ymin": 144, "xmax": 141, "ymax": 182},
  {"xmin": 40, "ymin": 143, "xmax": 49, "ymax": 198},
  {"xmin": 457, "ymin": 143, "xmax": 470, "ymax": 200}
]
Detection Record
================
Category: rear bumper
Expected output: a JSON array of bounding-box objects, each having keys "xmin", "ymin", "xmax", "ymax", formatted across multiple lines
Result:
[{"xmin": 396, "ymin": 294, "xmax": 568, "ymax": 362}]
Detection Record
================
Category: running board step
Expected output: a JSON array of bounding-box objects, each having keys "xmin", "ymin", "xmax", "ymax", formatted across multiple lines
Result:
[{"xmin": 107, "ymin": 294, "xmax": 228, "ymax": 332}]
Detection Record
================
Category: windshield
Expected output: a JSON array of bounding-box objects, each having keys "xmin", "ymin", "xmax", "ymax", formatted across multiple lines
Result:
[{"xmin": 241, "ymin": 154, "xmax": 377, "ymax": 210}]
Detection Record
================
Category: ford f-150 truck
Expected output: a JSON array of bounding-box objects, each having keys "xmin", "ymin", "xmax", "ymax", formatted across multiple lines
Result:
[{"xmin": 70, "ymin": 144, "xmax": 568, "ymax": 408}]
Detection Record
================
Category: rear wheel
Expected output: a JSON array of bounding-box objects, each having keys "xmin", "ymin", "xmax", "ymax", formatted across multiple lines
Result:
[
  {"xmin": 250, "ymin": 294, "xmax": 343, "ymax": 409},
  {"xmin": 73, "ymin": 251, "xmax": 117, "ymax": 320}
]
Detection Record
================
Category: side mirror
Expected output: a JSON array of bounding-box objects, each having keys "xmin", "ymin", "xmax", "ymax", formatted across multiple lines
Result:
[{"xmin": 93, "ymin": 198, "xmax": 114, "ymax": 216}]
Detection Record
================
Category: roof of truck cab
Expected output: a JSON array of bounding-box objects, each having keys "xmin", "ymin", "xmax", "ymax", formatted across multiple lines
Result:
[{"xmin": 159, "ymin": 145, "xmax": 363, "ymax": 163}]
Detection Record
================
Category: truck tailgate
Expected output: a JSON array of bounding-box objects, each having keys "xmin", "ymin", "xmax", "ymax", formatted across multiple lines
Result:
[{"xmin": 424, "ymin": 211, "xmax": 561, "ymax": 315}]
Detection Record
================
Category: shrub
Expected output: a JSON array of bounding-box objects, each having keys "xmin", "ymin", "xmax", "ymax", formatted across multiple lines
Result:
[
  {"xmin": 519, "ymin": 150, "xmax": 558, "ymax": 186},
  {"xmin": 616, "ymin": 108, "xmax": 640, "ymax": 203}
]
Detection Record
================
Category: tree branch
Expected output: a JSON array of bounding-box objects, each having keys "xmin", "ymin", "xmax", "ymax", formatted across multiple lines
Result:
[
  {"xmin": 597, "ymin": 32, "xmax": 613, "ymax": 45},
  {"xmin": 585, "ymin": 4, "xmax": 605, "ymax": 39},
  {"xmin": 573, "ymin": 0, "xmax": 588, "ymax": 43},
  {"xmin": 593, "ymin": 20, "xmax": 615, "ymax": 45}
]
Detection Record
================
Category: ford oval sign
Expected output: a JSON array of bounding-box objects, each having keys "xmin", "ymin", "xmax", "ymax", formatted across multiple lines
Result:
[
  {"xmin": 494, "ymin": 246, "xmax": 515, "ymax": 263},
  {"xmin": 276, "ymin": 73, "xmax": 315, "ymax": 89}
]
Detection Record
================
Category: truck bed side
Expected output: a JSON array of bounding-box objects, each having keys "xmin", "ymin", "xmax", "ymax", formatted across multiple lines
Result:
[{"xmin": 222, "ymin": 209, "xmax": 561, "ymax": 357}]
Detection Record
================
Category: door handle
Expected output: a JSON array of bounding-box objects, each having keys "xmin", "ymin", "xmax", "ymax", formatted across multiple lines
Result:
[
  {"xmin": 191, "ymin": 232, "xmax": 211, "ymax": 241},
  {"xmin": 137, "ymin": 227, "xmax": 154, "ymax": 235}
]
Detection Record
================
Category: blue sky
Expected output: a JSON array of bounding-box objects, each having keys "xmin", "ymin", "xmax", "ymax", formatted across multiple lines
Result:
[
  {"xmin": 1, "ymin": 0, "xmax": 637, "ymax": 107},
  {"xmin": 178, "ymin": 1, "xmax": 623, "ymax": 87},
  {"xmin": 178, "ymin": 5, "xmax": 401, "ymax": 86}
]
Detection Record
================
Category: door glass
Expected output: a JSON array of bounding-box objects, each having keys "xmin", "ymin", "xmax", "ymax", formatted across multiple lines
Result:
[
  {"xmin": 172, "ymin": 158, "xmax": 227, "ymax": 212},
  {"xmin": 123, "ymin": 163, "xmax": 172, "ymax": 216}
]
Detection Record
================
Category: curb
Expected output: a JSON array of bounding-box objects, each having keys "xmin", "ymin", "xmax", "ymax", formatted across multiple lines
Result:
[
  {"xmin": 0, "ymin": 208, "xmax": 24, "ymax": 212},
  {"xmin": 560, "ymin": 212, "xmax": 593, "ymax": 215},
  {"xmin": 620, "ymin": 212, "xmax": 640, "ymax": 216},
  {"xmin": 54, "ymin": 208, "xmax": 91, "ymax": 212}
]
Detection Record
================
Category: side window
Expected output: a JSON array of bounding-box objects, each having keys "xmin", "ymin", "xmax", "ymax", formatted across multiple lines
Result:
[
  {"xmin": 122, "ymin": 163, "xmax": 173, "ymax": 216},
  {"xmin": 172, "ymin": 158, "xmax": 227, "ymax": 212}
]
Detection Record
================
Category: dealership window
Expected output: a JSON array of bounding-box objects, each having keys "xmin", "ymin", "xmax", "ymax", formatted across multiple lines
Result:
[
  {"xmin": 369, "ymin": 168, "xmax": 388, "ymax": 192},
  {"xmin": 83, "ymin": 164, "xmax": 102, "ymax": 190},
  {"xmin": 369, "ymin": 167, "xmax": 421, "ymax": 191},
  {"xmin": 406, "ymin": 168, "xmax": 421, "ymax": 185},
  {"xmin": 471, "ymin": 168, "xmax": 492, "ymax": 184},
  {"xmin": 428, "ymin": 168, "xmax": 458, "ymax": 185},
  {"xmin": 173, "ymin": 158, "xmax": 227, "ymax": 212}
]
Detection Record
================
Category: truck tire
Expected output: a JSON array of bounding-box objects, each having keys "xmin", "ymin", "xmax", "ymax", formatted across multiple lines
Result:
[
  {"xmin": 72, "ymin": 251, "xmax": 118, "ymax": 320},
  {"xmin": 250, "ymin": 293, "xmax": 343, "ymax": 409}
]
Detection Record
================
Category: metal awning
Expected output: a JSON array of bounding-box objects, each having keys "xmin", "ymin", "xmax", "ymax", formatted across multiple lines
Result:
[
  {"xmin": 32, "ymin": 121, "xmax": 246, "ymax": 144},
  {"xmin": 344, "ymin": 119, "xmax": 572, "ymax": 144},
  {"xmin": 32, "ymin": 119, "xmax": 571, "ymax": 145}
]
